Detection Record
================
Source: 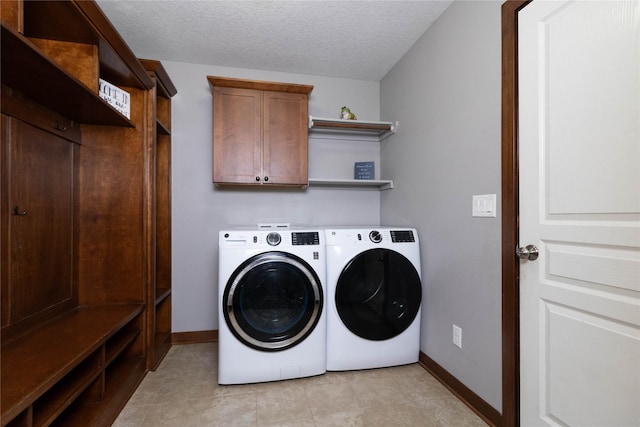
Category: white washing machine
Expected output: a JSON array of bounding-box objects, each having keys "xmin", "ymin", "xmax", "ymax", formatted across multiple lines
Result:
[
  {"xmin": 218, "ymin": 228, "xmax": 326, "ymax": 384},
  {"xmin": 325, "ymin": 227, "xmax": 422, "ymax": 371}
]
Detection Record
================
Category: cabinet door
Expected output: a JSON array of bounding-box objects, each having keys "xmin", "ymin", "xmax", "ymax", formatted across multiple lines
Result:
[
  {"xmin": 262, "ymin": 91, "xmax": 309, "ymax": 186},
  {"xmin": 212, "ymin": 86, "xmax": 262, "ymax": 184},
  {"xmin": 1, "ymin": 116, "xmax": 74, "ymax": 327}
]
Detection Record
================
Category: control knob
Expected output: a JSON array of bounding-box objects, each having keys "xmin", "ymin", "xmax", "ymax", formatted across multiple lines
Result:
[
  {"xmin": 266, "ymin": 232, "xmax": 281, "ymax": 246},
  {"xmin": 369, "ymin": 230, "xmax": 382, "ymax": 243}
]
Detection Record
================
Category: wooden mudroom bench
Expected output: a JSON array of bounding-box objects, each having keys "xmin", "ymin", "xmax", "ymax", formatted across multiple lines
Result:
[{"xmin": 1, "ymin": 305, "xmax": 145, "ymax": 426}]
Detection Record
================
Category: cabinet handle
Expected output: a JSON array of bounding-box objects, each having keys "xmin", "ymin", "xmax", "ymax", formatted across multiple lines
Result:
[
  {"xmin": 255, "ymin": 176, "xmax": 260, "ymax": 182},
  {"xmin": 54, "ymin": 122, "xmax": 67, "ymax": 132},
  {"xmin": 264, "ymin": 176, "xmax": 269, "ymax": 182},
  {"xmin": 13, "ymin": 206, "xmax": 27, "ymax": 216}
]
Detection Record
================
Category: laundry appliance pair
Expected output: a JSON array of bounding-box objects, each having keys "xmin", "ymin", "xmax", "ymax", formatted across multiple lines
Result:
[{"xmin": 217, "ymin": 226, "xmax": 422, "ymax": 385}]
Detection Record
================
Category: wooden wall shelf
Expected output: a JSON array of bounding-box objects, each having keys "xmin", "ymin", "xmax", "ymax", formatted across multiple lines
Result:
[
  {"xmin": 1, "ymin": 24, "xmax": 135, "ymax": 127},
  {"xmin": 23, "ymin": 0, "xmax": 154, "ymax": 90},
  {"xmin": 308, "ymin": 178, "xmax": 394, "ymax": 190},
  {"xmin": 308, "ymin": 116, "xmax": 397, "ymax": 141}
]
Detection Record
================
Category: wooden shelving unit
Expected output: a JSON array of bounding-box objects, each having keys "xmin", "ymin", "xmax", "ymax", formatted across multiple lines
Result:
[
  {"xmin": 139, "ymin": 59, "xmax": 177, "ymax": 371},
  {"xmin": 1, "ymin": 1, "xmax": 173, "ymax": 425},
  {"xmin": 1, "ymin": 25, "xmax": 135, "ymax": 127}
]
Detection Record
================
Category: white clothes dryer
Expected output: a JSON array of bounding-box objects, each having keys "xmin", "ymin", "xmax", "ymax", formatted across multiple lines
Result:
[
  {"xmin": 218, "ymin": 228, "xmax": 326, "ymax": 384},
  {"xmin": 325, "ymin": 227, "xmax": 422, "ymax": 371}
]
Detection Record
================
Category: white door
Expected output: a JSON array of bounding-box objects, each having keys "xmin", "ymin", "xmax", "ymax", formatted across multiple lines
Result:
[{"xmin": 518, "ymin": 1, "xmax": 640, "ymax": 426}]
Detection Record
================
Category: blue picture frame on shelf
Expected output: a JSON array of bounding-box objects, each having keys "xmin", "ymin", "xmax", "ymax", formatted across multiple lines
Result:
[{"xmin": 354, "ymin": 161, "xmax": 375, "ymax": 180}]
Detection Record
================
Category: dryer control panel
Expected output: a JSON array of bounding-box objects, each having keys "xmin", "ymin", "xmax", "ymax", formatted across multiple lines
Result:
[
  {"xmin": 390, "ymin": 230, "xmax": 415, "ymax": 243},
  {"xmin": 368, "ymin": 229, "xmax": 415, "ymax": 243},
  {"xmin": 325, "ymin": 228, "xmax": 419, "ymax": 246}
]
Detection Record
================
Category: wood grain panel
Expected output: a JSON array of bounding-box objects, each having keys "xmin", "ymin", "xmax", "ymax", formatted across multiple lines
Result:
[
  {"xmin": 156, "ymin": 134, "xmax": 171, "ymax": 296},
  {"xmin": 0, "ymin": 0, "xmax": 22, "ymax": 32},
  {"xmin": 78, "ymin": 88, "xmax": 148, "ymax": 305},
  {"xmin": 8, "ymin": 118, "xmax": 75, "ymax": 324},
  {"xmin": 212, "ymin": 86, "xmax": 262, "ymax": 184},
  {"xmin": 1, "ymin": 85, "xmax": 81, "ymax": 144},
  {"xmin": 172, "ymin": 330, "xmax": 218, "ymax": 344},
  {"xmin": 207, "ymin": 76, "xmax": 312, "ymax": 94},
  {"xmin": 262, "ymin": 91, "xmax": 308, "ymax": 186},
  {"xmin": 28, "ymin": 38, "xmax": 99, "ymax": 90},
  {"xmin": 1, "ymin": 114, "xmax": 9, "ymax": 328}
]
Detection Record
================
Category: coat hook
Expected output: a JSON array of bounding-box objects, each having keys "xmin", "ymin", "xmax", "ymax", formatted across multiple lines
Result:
[{"xmin": 13, "ymin": 206, "xmax": 27, "ymax": 216}]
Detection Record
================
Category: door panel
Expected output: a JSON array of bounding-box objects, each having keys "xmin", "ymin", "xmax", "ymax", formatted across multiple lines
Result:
[
  {"xmin": 545, "ymin": 303, "xmax": 639, "ymax": 426},
  {"xmin": 519, "ymin": 1, "xmax": 640, "ymax": 425},
  {"xmin": 262, "ymin": 91, "xmax": 308, "ymax": 185},
  {"xmin": 212, "ymin": 86, "xmax": 262, "ymax": 184},
  {"xmin": 543, "ymin": 2, "xmax": 640, "ymax": 216}
]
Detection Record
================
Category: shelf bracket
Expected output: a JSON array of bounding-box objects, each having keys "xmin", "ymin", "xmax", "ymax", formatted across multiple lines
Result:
[{"xmin": 379, "ymin": 121, "xmax": 399, "ymax": 142}]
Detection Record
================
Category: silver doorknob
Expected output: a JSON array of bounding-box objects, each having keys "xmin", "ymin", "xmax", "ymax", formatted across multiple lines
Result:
[{"xmin": 516, "ymin": 244, "xmax": 539, "ymax": 261}]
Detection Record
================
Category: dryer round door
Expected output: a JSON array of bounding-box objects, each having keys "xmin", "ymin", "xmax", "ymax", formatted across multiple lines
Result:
[
  {"xmin": 336, "ymin": 248, "xmax": 421, "ymax": 341},
  {"xmin": 223, "ymin": 252, "xmax": 323, "ymax": 352}
]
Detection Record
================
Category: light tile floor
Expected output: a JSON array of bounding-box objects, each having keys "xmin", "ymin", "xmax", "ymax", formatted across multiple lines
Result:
[{"xmin": 114, "ymin": 343, "xmax": 488, "ymax": 426}]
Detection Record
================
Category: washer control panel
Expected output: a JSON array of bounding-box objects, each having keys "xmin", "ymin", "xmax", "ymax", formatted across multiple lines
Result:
[
  {"xmin": 220, "ymin": 229, "xmax": 323, "ymax": 248},
  {"xmin": 292, "ymin": 231, "xmax": 320, "ymax": 246}
]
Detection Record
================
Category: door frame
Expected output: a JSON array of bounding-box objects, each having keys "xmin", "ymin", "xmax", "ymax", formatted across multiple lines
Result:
[{"xmin": 501, "ymin": 1, "xmax": 531, "ymax": 426}]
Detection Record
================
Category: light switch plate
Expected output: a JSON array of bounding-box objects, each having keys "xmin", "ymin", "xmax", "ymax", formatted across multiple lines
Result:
[
  {"xmin": 472, "ymin": 194, "xmax": 497, "ymax": 217},
  {"xmin": 453, "ymin": 324, "xmax": 462, "ymax": 348}
]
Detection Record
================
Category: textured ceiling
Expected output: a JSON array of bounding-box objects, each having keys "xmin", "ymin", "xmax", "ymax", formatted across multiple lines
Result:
[{"xmin": 96, "ymin": 0, "xmax": 453, "ymax": 81}]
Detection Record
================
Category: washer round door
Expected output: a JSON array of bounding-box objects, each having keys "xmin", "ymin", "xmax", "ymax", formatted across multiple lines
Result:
[
  {"xmin": 223, "ymin": 252, "xmax": 323, "ymax": 351},
  {"xmin": 336, "ymin": 248, "xmax": 421, "ymax": 341}
]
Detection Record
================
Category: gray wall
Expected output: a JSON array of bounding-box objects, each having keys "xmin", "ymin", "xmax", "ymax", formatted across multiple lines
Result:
[
  {"xmin": 380, "ymin": 1, "xmax": 503, "ymax": 411},
  {"xmin": 163, "ymin": 61, "xmax": 384, "ymax": 334}
]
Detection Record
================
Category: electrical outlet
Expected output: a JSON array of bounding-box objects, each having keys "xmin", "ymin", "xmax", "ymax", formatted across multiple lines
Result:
[{"xmin": 453, "ymin": 324, "xmax": 462, "ymax": 348}]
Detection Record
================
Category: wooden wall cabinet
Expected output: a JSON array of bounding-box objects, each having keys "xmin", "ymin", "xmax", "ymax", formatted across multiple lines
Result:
[
  {"xmin": 207, "ymin": 76, "xmax": 313, "ymax": 187},
  {"xmin": 1, "ymin": 1, "xmax": 173, "ymax": 425}
]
